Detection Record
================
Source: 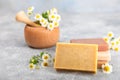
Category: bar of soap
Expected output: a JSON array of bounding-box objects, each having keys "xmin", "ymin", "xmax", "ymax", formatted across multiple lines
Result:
[
  {"xmin": 54, "ymin": 42, "xmax": 98, "ymax": 73},
  {"xmin": 70, "ymin": 38, "xmax": 108, "ymax": 51},
  {"xmin": 98, "ymin": 51, "xmax": 111, "ymax": 61}
]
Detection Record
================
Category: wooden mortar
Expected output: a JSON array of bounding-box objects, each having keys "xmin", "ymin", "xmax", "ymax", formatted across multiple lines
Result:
[{"xmin": 24, "ymin": 25, "xmax": 60, "ymax": 48}]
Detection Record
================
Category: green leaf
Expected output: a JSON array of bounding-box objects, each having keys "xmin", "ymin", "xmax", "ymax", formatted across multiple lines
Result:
[
  {"xmin": 40, "ymin": 52, "xmax": 44, "ymax": 58},
  {"xmin": 42, "ymin": 12, "xmax": 48, "ymax": 19},
  {"xmin": 110, "ymin": 37, "xmax": 115, "ymax": 41}
]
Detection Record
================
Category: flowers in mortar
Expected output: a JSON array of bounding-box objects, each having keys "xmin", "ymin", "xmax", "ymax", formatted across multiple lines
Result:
[
  {"xmin": 27, "ymin": 7, "xmax": 61, "ymax": 31},
  {"xmin": 29, "ymin": 52, "xmax": 53, "ymax": 70},
  {"xmin": 27, "ymin": 6, "xmax": 34, "ymax": 16},
  {"xmin": 104, "ymin": 32, "xmax": 120, "ymax": 52},
  {"xmin": 102, "ymin": 63, "xmax": 112, "ymax": 74}
]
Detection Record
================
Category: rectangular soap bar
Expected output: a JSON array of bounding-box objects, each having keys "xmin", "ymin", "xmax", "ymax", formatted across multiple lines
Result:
[
  {"xmin": 98, "ymin": 51, "xmax": 111, "ymax": 61},
  {"xmin": 54, "ymin": 42, "xmax": 98, "ymax": 73},
  {"xmin": 70, "ymin": 38, "xmax": 109, "ymax": 51}
]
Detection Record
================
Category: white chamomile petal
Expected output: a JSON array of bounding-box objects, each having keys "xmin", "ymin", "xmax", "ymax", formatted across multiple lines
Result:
[
  {"xmin": 50, "ymin": 8, "xmax": 58, "ymax": 14},
  {"xmin": 102, "ymin": 64, "xmax": 105, "ymax": 69},
  {"xmin": 34, "ymin": 13, "xmax": 42, "ymax": 20},
  {"xmin": 47, "ymin": 23, "xmax": 54, "ymax": 31},
  {"xmin": 28, "ymin": 6, "xmax": 34, "ymax": 12}
]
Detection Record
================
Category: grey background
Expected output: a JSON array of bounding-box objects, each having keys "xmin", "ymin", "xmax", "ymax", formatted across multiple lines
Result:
[{"xmin": 0, "ymin": 0, "xmax": 120, "ymax": 80}]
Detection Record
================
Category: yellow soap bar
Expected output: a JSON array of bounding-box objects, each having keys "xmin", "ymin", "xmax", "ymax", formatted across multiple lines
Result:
[{"xmin": 54, "ymin": 42, "xmax": 98, "ymax": 73}]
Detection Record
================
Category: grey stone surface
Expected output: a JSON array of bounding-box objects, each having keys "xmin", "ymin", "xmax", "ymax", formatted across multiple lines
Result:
[{"xmin": 0, "ymin": 12, "xmax": 120, "ymax": 80}]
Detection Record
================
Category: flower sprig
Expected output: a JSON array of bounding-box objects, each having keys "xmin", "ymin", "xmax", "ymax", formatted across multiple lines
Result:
[
  {"xmin": 104, "ymin": 32, "xmax": 120, "ymax": 52},
  {"xmin": 27, "ymin": 7, "xmax": 61, "ymax": 31},
  {"xmin": 29, "ymin": 52, "xmax": 54, "ymax": 70}
]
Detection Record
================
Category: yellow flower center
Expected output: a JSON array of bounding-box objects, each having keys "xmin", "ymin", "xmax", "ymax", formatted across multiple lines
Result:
[
  {"xmin": 28, "ymin": 12, "xmax": 32, "ymax": 15},
  {"xmin": 44, "ymin": 56, "xmax": 48, "ymax": 60},
  {"xmin": 116, "ymin": 41, "xmax": 119, "ymax": 45},
  {"xmin": 43, "ymin": 62, "xmax": 48, "ymax": 67},
  {"xmin": 54, "ymin": 22, "xmax": 58, "ymax": 26},
  {"xmin": 36, "ymin": 15, "xmax": 40, "ymax": 18},
  {"xmin": 108, "ymin": 33, "xmax": 113, "ymax": 37},
  {"xmin": 28, "ymin": 7, "xmax": 32, "ymax": 10},
  {"xmin": 57, "ymin": 16, "xmax": 59, "ymax": 20},
  {"xmin": 41, "ymin": 19, "xmax": 44, "ymax": 23},
  {"xmin": 104, "ymin": 38, "xmax": 108, "ymax": 42},
  {"xmin": 29, "ymin": 64, "xmax": 34, "ymax": 69},
  {"xmin": 104, "ymin": 66, "xmax": 110, "ymax": 72},
  {"xmin": 51, "ymin": 15, "xmax": 55, "ymax": 18},
  {"xmin": 31, "ymin": 59, "xmax": 34, "ymax": 62},
  {"xmin": 50, "ymin": 25, "xmax": 53, "ymax": 28},
  {"xmin": 111, "ymin": 42, "xmax": 115, "ymax": 45},
  {"xmin": 114, "ymin": 47, "xmax": 119, "ymax": 51}
]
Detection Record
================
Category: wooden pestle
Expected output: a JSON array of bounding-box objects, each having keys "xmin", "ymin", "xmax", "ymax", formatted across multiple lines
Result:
[{"xmin": 16, "ymin": 11, "xmax": 40, "ymax": 27}]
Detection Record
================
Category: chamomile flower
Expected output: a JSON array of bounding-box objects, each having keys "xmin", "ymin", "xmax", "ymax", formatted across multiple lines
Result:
[
  {"xmin": 34, "ymin": 13, "xmax": 42, "ymax": 20},
  {"xmin": 116, "ymin": 40, "xmax": 120, "ymax": 45},
  {"xmin": 42, "ymin": 53, "xmax": 50, "ymax": 61},
  {"xmin": 102, "ymin": 63, "xmax": 112, "ymax": 74},
  {"xmin": 104, "ymin": 37, "xmax": 109, "ymax": 43},
  {"xmin": 41, "ymin": 61, "xmax": 49, "ymax": 68},
  {"xmin": 56, "ymin": 14, "xmax": 61, "ymax": 22},
  {"xmin": 111, "ymin": 41, "xmax": 115, "ymax": 46},
  {"xmin": 28, "ymin": 6, "xmax": 34, "ymax": 12},
  {"xmin": 35, "ymin": 65, "xmax": 40, "ymax": 69},
  {"xmin": 29, "ymin": 63, "xmax": 35, "ymax": 70},
  {"xmin": 53, "ymin": 21, "xmax": 59, "ymax": 27},
  {"xmin": 50, "ymin": 8, "xmax": 58, "ymax": 14},
  {"xmin": 47, "ymin": 23, "xmax": 54, "ymax": 31},
  {"xmin": 41, "ymin": 20, "xmax": 48, "ymax": 27},
  {"xmin": 49, "ymin": 14, "xmax": 56, "ymax": 21},
  {"xmin": 27, "ymin": 11, "xmax": 33, "ymax": 16},
  {"xmin": 107, "ymin": 32, "xmax": 114, "ymax": 37},
  {"xmin": 114, "ymin": 47, "xmax": 119, "ymax": 52},
  {"xmin": 39, "ymin": 18, "xmax": 45, "ymax": 24}
]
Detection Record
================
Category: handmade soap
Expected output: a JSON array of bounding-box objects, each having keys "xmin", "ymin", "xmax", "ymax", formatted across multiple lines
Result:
[
  {"xmin": 70, "ymin": 38, "xmax": 108, "ymax": 51},
  {"xmin": 98, "ymin": 51, "xmax": 111, "ymax": 61},
  {"xmin": 54, "ymin": 42, "xmax": 98, "ymax": 73}
]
